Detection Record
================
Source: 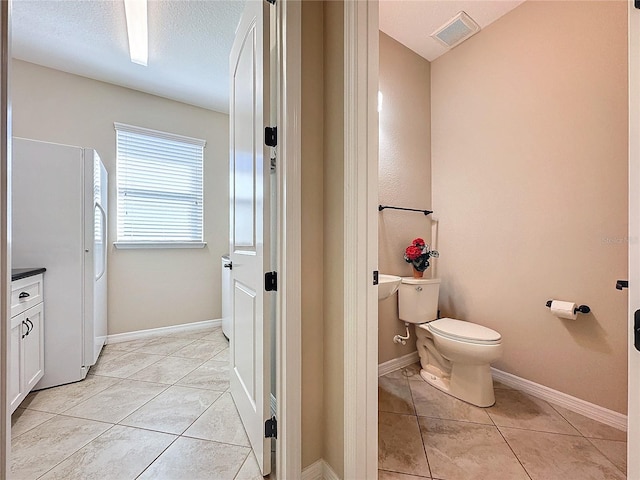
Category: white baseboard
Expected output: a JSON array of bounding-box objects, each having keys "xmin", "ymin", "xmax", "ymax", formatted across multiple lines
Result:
[
  {"xmin": 106, "ymin": 319, "xmax": 222, "ymax": 344},
  {"xmin": 378, "ymin": 351, "xmax": 419, "ymax": 377},
  {"xmin": 301, "ymin": 459, "xmax": 340, "ymax": 480},
  {"xmin": 491, "ymin": 367, "xmax": 627, "ymax": 432}
]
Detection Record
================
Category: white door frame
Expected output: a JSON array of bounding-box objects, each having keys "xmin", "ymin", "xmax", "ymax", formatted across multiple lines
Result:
[
  {"xmin": 628, "ymin": 1, "xmax": 639, "ymax": 477},
  {"xmin": 343, "ymin": 1, "xmax": 379, "ymax": 478},
  {"xmin": 275, "ymin": 0, "xmax": 302, "ymax": 478},
  {"xmin": 0, "ymin": 0, "xmax": 10, "ymax": 475}
]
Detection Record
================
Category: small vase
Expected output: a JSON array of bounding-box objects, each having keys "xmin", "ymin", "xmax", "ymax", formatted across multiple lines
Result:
[{"xmin": 412, "ymin": 267, "xmax": 424, "ymax": 278}]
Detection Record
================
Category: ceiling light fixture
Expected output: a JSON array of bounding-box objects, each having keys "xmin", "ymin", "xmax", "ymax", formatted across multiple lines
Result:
[{"xmin": 123, "ymin": 0, "xmax": 148, "ymax": 66}]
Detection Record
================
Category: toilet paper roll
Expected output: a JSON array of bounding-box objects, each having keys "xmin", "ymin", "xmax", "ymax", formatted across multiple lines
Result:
[{"xmin": 550, "ymin": 300, "xmax": 577, "ymax": 320}]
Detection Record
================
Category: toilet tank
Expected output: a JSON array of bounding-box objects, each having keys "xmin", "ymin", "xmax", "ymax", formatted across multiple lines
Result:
[{"xmin": 398, "ymin": 278, "xmax": 441, "ymax": 324}]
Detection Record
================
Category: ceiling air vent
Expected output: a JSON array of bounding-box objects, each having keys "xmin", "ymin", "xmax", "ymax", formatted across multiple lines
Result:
[{"xmin": 431, "ymin": 11, "xmax": 480, "ymax": 49}]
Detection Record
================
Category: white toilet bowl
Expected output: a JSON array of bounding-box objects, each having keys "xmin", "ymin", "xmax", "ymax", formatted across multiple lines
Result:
[
  {"xmin": 398, "ymin": 278, "xmax": 503, "ymax": 407},
  {"xmin": 416, "ymin": 318, "xmax": 502, "ymax": 407}
]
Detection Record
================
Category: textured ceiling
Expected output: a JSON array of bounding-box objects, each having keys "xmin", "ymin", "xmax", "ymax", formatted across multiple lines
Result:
[
  {"xmin": 11, "ymin": 0, "xmax": 245, "ymax": 113},
  {"xmin": 379, "ymin": 0, "xmax": 526, "ymax": 61}
]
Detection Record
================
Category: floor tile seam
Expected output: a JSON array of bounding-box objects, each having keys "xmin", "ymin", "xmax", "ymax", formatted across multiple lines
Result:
[
  {"xmin": 33, "ymin": 422, "xmax": 119, "ymax": 480},
  {"xmin": 232, "ymin": 450, "xmax": 257, "ymax": 480},
  {"xmin": 544, "ymin": 400, "xmax": 625, "ymax": 439},
  {"xmin": 544, "ymin": 400, "xmax": 588, "ymax": 433},
  {"xmin": 377, "ymin": 468, "xmax": 432, "ymax": 479},
  {"xmin": 134, "ymin": 337, "xmax": 201, "ymax": 356},
  {"xmin": 494, "ymin": 423, "xmax": 591, "ymax": 438},
  {"xmin": 53, "ymin": 411, "xmax": 125, "ymax": 431},
  {"xmin": 494, "ymin": 420, "xmax": 534, "ymax": 480},
  {"xmin": 180, "ymin": 431, "xmax": 251, "ymax": 449},
  {"xmin": 404, "ymin": 372, "xmax": 419, "ymax": 417},
  {"xmin": 23, "ymin": 375, "xmax": 123, "ymax": 416},
  {"xmin": 414, "ymin": 413, "xmax": 494, "ymax": 428},
  {"xmin": 10, "ymin": 410, "xmax": 60, "ymax": 440},
  {"xmin": 117, "ymin": 388, "xmax": 224, "ymax": 436},
  {"xmin": 584, "ymin": 436, "xmax": 628, "ymax": 475},
  {"xmin": 152, "ymin": 390, "xmax": 225, "ymax": 437},
  {"xmin": 173, "ymin": 381, "xmax": 229, "ymax": 393},
  {"xmin": 103, "ymin": 382, "xmax": 173, "ymax": 425},
  {"xmin": 48, "ymin": 381, "xmax": 129, "ymax": 416},
  {"xmin": 414, "ymin": 413, "xmax": 434, "ymax": 479},
  {"xmin": 151, "ymin": 355, "xmax": 211, "ymax": 386},
  {"xmin": 229, "ymin": 448, "xmax": 257, "ymax": 480},
  {"xmin": 116, "ymin": 418, "xmax": 188, "ymax": 437},
  {"xmin": 378, "ymin": 407, "xmax": 418, "ymax": 416},
  {"xmin": 133, "ymin": 431, "xmax": 182, "ymax": 480}
]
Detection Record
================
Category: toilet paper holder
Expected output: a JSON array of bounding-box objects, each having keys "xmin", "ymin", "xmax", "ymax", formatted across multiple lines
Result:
[{"xmin": 545, "ymin": 300, "xmax": 591, "ymax": 314}]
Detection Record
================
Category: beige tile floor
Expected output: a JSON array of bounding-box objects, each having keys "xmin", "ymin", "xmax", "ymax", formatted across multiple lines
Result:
[
  {"xmin": 379, "ymin": 364, "xmax": 627, "ymax": 480},
  {"xmin": 11, "ymin": 326, "xmax": 264, "ymax": 480}
]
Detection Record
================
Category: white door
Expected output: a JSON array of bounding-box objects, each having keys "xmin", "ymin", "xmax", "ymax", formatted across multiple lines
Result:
[
  {"xmin": 229, "ymin": 0, "xmax": 272, "ymax": 475},
  {"xmin": 628, "ymin": 1, "xmax": 640, "ymax": 477}
]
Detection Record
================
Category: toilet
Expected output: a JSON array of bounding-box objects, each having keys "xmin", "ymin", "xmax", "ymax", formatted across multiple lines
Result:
[{"xmin": 399, "ymin": 277, "xmax": 503, "ymax": 407}]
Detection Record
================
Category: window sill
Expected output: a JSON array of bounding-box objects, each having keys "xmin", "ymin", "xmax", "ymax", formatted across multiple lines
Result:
[{"xmin": 114, "ymin": 242, "xmax": 207, "ymax": 250}]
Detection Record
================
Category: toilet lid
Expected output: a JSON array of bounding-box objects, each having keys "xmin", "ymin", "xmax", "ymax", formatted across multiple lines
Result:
[{"xmin": 427, "ymin": 318, "xmax": 501, "ymax": 344}]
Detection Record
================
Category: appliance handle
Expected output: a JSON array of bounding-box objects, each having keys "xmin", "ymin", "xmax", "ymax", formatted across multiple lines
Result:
[{"xmin": 95, "ymin": 202, "xmax": 107, "ymax": 281}]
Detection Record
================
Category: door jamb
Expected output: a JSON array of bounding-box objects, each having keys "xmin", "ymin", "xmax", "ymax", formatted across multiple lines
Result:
[
  {"xmin": 0, "ymin": 0, "xmax": 10, "ymax": 475},
  {"xmin": 343, "ymin": 1, "xmax": 379, "ymax": 478},
  {"xmin": 275, "ymin": 0, "xmax": 302, "ymax": 478},
  {"xmin": 628, "ymin": 1, "xmax": 639, "ymax": 477}
]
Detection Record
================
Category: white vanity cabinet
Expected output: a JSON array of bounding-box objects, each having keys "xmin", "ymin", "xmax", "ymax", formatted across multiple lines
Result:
[{"xmin": 10, "ymin": 273, "xmax": 45, "ymax": 413}]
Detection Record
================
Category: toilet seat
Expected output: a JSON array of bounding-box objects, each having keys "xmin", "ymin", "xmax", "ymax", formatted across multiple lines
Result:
[{"xmin": 426, "ymin": 318, "xmax": 501, "ymax": 345}]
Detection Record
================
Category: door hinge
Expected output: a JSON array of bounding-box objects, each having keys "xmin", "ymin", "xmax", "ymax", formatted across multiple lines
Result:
[
  {"xmin": 265, "ymin": 271, "xmax": 278, "ymax": 291},
  {"xmin": 265, "ymin": 416, "xmax": 277, "ymax": 438},
  {"xmin": 616, "ymin": 280, "xmax": 629, "ymax": 290},
  {"xmin": 265, "ymin": 127, "xmax": 277, "ymax": 147},
  {"xmin": 373, "ymin": 270, "xmax": 379, "ymax": 286}
]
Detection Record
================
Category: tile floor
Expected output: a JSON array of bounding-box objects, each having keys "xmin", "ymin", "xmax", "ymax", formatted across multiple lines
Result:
[
  {"xmin": 379, "ymin": 363, "xmax": 628, "ymax": 480},
  {"xmin": 11, "ymin": 326, "xmax": 264, "ymax": 480}
]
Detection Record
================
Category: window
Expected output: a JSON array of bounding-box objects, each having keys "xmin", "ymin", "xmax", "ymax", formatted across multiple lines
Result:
[{"xmin": 115, "ymin": 123, "xmax": 206, "ymax": 248}]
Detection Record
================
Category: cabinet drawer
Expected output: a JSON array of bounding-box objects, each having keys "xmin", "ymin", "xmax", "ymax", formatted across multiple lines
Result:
[{"xmin": 11, "ymin": 274, "xmax": 43, "ymax": 317}]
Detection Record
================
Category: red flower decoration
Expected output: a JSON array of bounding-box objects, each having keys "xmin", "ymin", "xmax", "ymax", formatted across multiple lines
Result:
[
  {"xmin": 412, "ymin": 238, "xmax": 425, "ymax": 247},
  {"xmin": 405, "ymin": 245, "xmax": 422, "ymax": 261}
]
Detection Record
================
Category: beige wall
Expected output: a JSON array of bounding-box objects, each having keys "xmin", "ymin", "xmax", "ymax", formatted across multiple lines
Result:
[
  {"xmin": 301, "ymin": 0, "xmax": 325, "ymax": 469},
  {"xmin": 431, "ymin": 1, "xmax": 628, "ymax": 412},
  {"xmin": 12, "ymin": 60, "xmax": 228, "ymax": 335},
  {"xmin": 323, "ymin": 0, "xmax": 345, "ymax": 476},
  {"xmin": 378, "ymin": 32, "xmax": 432, "ymax": 364}
]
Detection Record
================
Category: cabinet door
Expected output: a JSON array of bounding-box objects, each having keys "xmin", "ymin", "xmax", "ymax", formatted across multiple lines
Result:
[
  {"xmin": 9, "ymin": 313, "xmax": 24, "ymax": 413},
  {"xmin": 23, "ymin": 303, "xmax": 44, "ymax": 392}
]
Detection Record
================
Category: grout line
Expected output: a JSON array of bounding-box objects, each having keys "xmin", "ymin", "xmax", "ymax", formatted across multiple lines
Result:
[
  {"xmin": 34, "ymin": 422, "xmax": 118, "ymax": 479},
  {"xmin": 233, "ymin": 449, "xmax": 256, "ymax": 480},
  {"xmin": 494, "ymin": 425, "xmax": 534, "ymax": 480},
  {"xmin": 134, "ymin": 433, "xmax": 181, "ymax": 479},
  {"xmin": 405, "ymin": 369, "xmax": 433, "ymax": 479},
  {"xmin": 584, "ymin": 436, "xmax": 628, "ymax": 475}
]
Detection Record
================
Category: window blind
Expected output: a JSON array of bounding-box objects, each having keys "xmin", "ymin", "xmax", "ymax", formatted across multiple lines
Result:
[{"xmin": 115, "ymin": 123, "xmax": 206, "ymax": 245}]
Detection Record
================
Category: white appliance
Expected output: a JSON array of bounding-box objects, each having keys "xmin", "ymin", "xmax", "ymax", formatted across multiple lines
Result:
[{"xmin": 12, "ymin": 137, "xmax": 108, "ymax": 389}]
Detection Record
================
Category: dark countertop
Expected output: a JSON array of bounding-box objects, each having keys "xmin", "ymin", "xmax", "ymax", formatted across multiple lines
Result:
[{"xmin": 12, "ymin": 268, "xmax": 46, "ymax": 281}]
